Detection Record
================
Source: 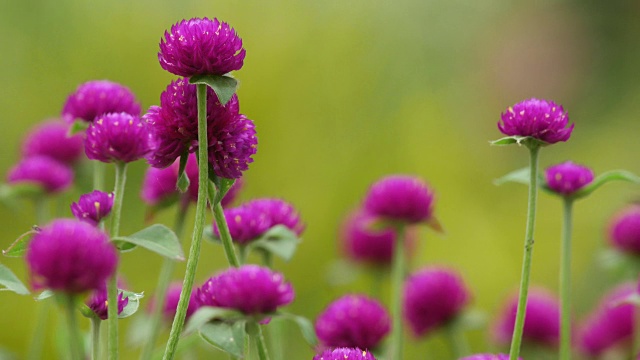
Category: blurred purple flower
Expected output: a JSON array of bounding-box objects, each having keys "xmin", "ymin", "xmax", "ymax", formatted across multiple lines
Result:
[
  {"xmin": 313, "ymin": 347, "xmax": 377, "ymax": 360},
  {"xmin": 459, "ymin": 354, "xmax": 515, "ymax": 360},
  {"xmin": 215, "ymin": 205, "xmax": 270, "ymax": 245},
  {"xmin": 21, "ymin": 120, "xmax": 84, "ymax": 165},
  {"xmin": 71, "ymin": 190, "xmax": 114, "ymax": 226},
  {"xmin": 247, "ymin": 198, "xmax": 305, "ymax": 236},
  {"xmin": 85, "ymin": 112, "xmax": 154, "ymax": 163},
  {"xmin": 545, "ymin": 161, "xmax": 594, "ymax": 195},
  {"xmin": 363, "ymin": 175, "xmax": 435, "ymax": 224},
  {"xmin": 62, "ymin": 80, "xmax": 141, "ymax": 123},
  {"xmin": 608, "ymin": 204, "xmax": 640, "ymax": 255},
  {"xmin": 7, "ymin": 156, "xmax": 73, "ymax": 194},
  {"xmin": 86, "ymin": 282, "xmax": 129, "ymax": 320},
  {"xmin": 161, "ymin": 282, "xmax": 199, "ymax": 321},
  {"xmin": 498, "ymin": 98, "xmax": 573, "ymax": 144}
]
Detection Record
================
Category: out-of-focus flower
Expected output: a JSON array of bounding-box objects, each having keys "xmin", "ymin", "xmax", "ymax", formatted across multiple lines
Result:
[
  {"xmin": 62, "ymin": 80, "xmax": 141, "ymax": 123},
  {"xmin": 71, "ymin": 190, "xmax": 114, "ymax": 226},
  {"xmin": 86, "ymin": 281, "xmax": 129, "ymax": 320},
  {"xmin": 21, "ymin": 120, "xmax": 84, "ymax": 165},
  {"xmin": 498, "ymin": 98, "xmax": 573, "ymax": 144},
  {"xmin": 313, "ymin": 347, "xmax": 377, "ymax": 360},
  {"xmin": 459, "ymin": 354, "xmax": 515, "ymax": 360},
  {"xmin": 7, "ymin": 156, "xmax": 73, "ymax": 194},
  {"xmin": 85, "ymin": 112, "xmax": 154, "ymax": 163},
  {"xmin": 161, "ymin": 282, "xmax": 199, "ymax": 321},
  {"xmin": 545, "ymin": 161, "xmax": 594, "ymax": 195},
  {"xmin": 608, "ymin": 204, "xmax": 640, "ymax": 255},
  {"xmin": 363, "ymin": 175, "xmax": 435, "ymax": 224}
]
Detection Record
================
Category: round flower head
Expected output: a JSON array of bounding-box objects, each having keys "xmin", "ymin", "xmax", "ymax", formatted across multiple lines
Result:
[
  {"xmin": 498, "ymin": 98, "xmax": 573, "ymax": 144},
  {"xmin": 313, "ymin": 348, "xmax": 377, "ymax": 360},
  {"xmin": 7, "ymin": 156, "xmax": 74, "ymax": 194},
  {"xmin": 26, "ymin": 219, "xmax": 117, "ymax": 294},
  {"xmin": 86, "ymin": 281, "xmax": 129, "ymax": 320},
  {"xmin": 315, "ymin": 294, "xmax": 391, "ymax": 350},
  {"xmin": 578, "ymin": 282, "xmax": 635, "ymax": 356},
  {"xmin": 403, "ymin": 266, "xmax": 470, "ymax": 337},
  {"xmin": 197, "ymin": 265, "xmax": 294, "ymax": 315},
  {"xmin": 493, "ymin": 287, "xmax": 560, "ymax": 347},
  {"xmin": 158, "ymin": 17, "xmax": 246, "ymax": 77},
  {"xmin": 161, "ymin": 282, "xmax": 199, "ymax": 321},
  {"xmin": 545, "ymin": 161, "xmax": 594, "ymax": 195},
  {"xmin": 207, "ymin": 113, "xmax": 258, "ymax": 179},
  {"xmin": 214, "ymin": 205, "xmax": 270, "ymax": 245},
  {"xmin": 363, "ymin": 175, "xmax": 435, "ymax": 224},
  {"xmin": 608, "ymin": 204, "xmax": 640, "ymax": 255},
  {"xmin": 21, "ymin": 120, "xmax": 84, "ymax": 164},
  {"xmin": 247, "ymin": 198, "xmax": 305, "ymax": 236},
  {"xmin": 460, "ymin": 354, "xmax": 515, "ymax": 360},
  {"xmin": 62, "ymin": 80, "xmax": 141, "ymax": 123},
  {"xmin": 70, "ymin": 190, "xmax": 114, "ymax": 226},
  {"xmin": 85, "ymin": 112, "xmax": 154, "ymax": 163}
]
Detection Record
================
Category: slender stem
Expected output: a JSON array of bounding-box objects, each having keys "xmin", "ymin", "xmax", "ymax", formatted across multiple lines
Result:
[
  {"xmin": 560, "ymin": 198, "xmax": 573, "ymax": 360},
  {"xmin": 389, "ymin": 225, "xmax": 406, "ymax": 360},
  {"xmin": 63, "ymin": 295, "xmax": 85, "ymax": 360},
  {"xmin": 162, "ymin": 83, "xmax": 210, "ymax": 360},
  {"xmin": 239, "ymin": 245, "xmax": 249, "ymax": 265},
  {"xmin": 92, "ymin": 317, "xmax": 101, "ymax": 360},
  {"xmin": 94, "ymin": 161, "xmax": 106, "ymax": 191},
  {"xmin": 634, "ymin": 305, "xmax": 640, "ymax": 358},
  {"xmin": 444, "ymin": 323, "xmax": 469, "ymax": 359},
  {"xmin": 34, "ymin": 197, "xmax": 48, "ymax": 225},
  {"xmin": 212, "ymin": 201, "xmax": 240, "ymax": 267},
  {"xmin": 27, "ymin": 301, "xmax": 49, "ymax": 360},
  {"xmin": 247, "ymin": 321, "xmax": 270, "ymax": 360},
  {"xmin": 508, "ymin": 145, "xmax": 540, "ymax": 360}
]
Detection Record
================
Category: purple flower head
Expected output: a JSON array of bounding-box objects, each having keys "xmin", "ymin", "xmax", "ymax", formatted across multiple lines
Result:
[
  {"xmin": 62, "ymin": 80, "xmax": 141, "ymax": 123},
  {"xmin": 313, "ymin": 348, "xmax": 377, "ymax": 360},
  {"xmin": 86, "ymin": 281, "xmax": 129, "ymax": 320},
  {"xmin": 498, "ymin": 98, "xmax": 573, "ymax": 144},
  {"xmin": 197, "ymin": 265, "xmax": 294, "ymax": 315},
  {"xmin": 21, "ymin": 120, "xmax": 84, "ymax": 165},
  {"xmin": 578, "ymin": 282, "xmax": 635, "ymax": 356},
  {"xmin": 403, "ymin": 266, "xmax": 470, "ymax": 337},
  {"xmin": 608, "ymin": 205, "xmax": 640, "ymax": 255},
  {"xmin": 493, "ymin": 287, "xmax": 560, "ymax": 347},
  {"xmin": 214, "ymin": 205, "xmax": 270, "ymax": 245},
  {"xmin": 70, "ymin": 190, "xmax": 114, "ymax": 226},
  {"xmin": 364, "ymin": 175, "xmax": 435, "ymax": 224},
  {"xmin": 207, "ymin": 113, "xmax": 257, "ymax": 179},
  {"xmin": 460, "ymin": 354, "xmax": 515, "ymax": 360},
  {"xmin": 85, "ymin": 112, "xmax": 154, "ymax": 163},
  {"xmin": 315, "ymin": 294, "xmax": 391, "ymax": 350},
  {"xmin": 7, "ymin": 156, "xmax": 74, "ymax": 194},
  {"xmin": 247, "ymin": 198, "xmax": 305, "ymax": 236},
  {"xmin": 159, "ymin": 17, "xmax": 246, "ymax": 77},
  {"xmin": 545, "ymin": 161, "xmax": 594, "ymax": 195},
  {"xmin": 162, "ymin": 282, "xmax": 199, "ymax": 321},
  {"xmin": 26, "ymin": 219, "xmax": 117, "ymax": 294}
]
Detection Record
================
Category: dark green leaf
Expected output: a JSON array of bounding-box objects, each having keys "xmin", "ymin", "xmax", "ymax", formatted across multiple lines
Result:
[
  {"xmin": 118, "ymin": 290, "xmax": 144, "ymax": 318},
  {"xmin": 276, "ymin": 311, "xmax": 318, "ymax": 346},
  {"xmin": 571, "ymin": 170, "xmax": 640, "ymax": 200},
  {"xmin": 177, "ymin": 151, "xmax": 190, "ymax": 193},
  {"xmin": 183, "ymin": 306, "xmax": 244, "ymax": 335},
  {"xmin": 0, "ymin": 263, "xmax": 30, "ymax": 295},
  {"xmin": 112, "ymin": 224, "xmax": 184, "ymax": 260},
  {"xmin": 248, "ymin": 225, "xmax": 300, "ymax": 261},
  {"xmin": 198, "ymin": 321, "xmax": 246, "ymax": 358},
  {"xmin": 189, "ymin": 75, "xmax": 239, "ymax": 106},
  {"xmin": 68, "ymin": 120, "xmax": 89, "ymax": 135},
  {"xmin": 3, "ymin": 228, "xmax": 37, "ymax": 257},
  {"xmin": 35, "ymin": 290, "xmax": 54, "ymax": 301}
]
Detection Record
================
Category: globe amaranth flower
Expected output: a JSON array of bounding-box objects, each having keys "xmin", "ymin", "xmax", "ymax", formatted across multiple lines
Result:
[
  {"xmin": 21, "ymin": 120, "xmax": 84, "ymax": 165},
  {"xmin": 364, "ymin": 175, "xmax": 435, "ymax": 224},
  {"xmin": 26, "ymin": 219, "xmax": 117, "ymax": 294},
  {"xmin": 7, "ymin": 156, "xmax": 74, "ymax": 194},
  {"xmin": 313, "ymin": 348, "xmax": 377, "ymax": 360},
  {"xmin": 86, "ymin": 281, "xmax": 129, "ymax": 320},
  {"xmin": 498, "ymin": 98, "xmax": 573, "ymax": 144},
  {"xmin": 578, "ymin": 282, "xmax": 635, "ymax": 357},
  {"xmin": 85, "ymin": 112, "xmax": 154, "ymax": 163},
  {"xmin": 460, "ymin": 354, "xmax": 516, "ymax": 360},
  {"xmin": 403, "ymin": 266, "xmax": 470, "ymax": 337},
  {"xmin": 70, "ymin": 190, "xmax": 114, "ymax": 226},
  {"xmin": 161, "ymin": 282, "xmax": 199, "ymax": 321},
  {"xmin": 62, "ymin": 80, "xmax": 141, "ymax": 123},
  {"xmin": 159, "ymin": 17, "xmax": 245, "ymax": 77},
  {"xmin": 197, "ymin": 265, "xmax": 294, "ymax": 315},
  {"xmin": 608, "ymin": 204, "xmax": 640, "ymax": 255},
  {"xmin": 315, "ymin": 294, "xmax": 391, "ymax": 351},
  {"xmin": 545, "ymin": 161, "xmax": 594, "ymax": 195},
  {"xmin": 493, "ymin": 287, "xmax": 560, "ymax": 347}
]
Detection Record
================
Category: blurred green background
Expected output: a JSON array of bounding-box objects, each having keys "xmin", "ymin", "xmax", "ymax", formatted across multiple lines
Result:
[{"xmin": 1, "ymin": 0, "xmax": 640, "ymax": 359}]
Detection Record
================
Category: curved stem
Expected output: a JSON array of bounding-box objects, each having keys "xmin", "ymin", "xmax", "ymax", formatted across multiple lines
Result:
[
  {"xmin": 62, "ymin": 294, "xmax": 85, "ymax": 360},
  {"xmin": 210, "ymin": 182, "xmax": 240, "ymax": 268},
  {"xmin": 91, "ymin": 317, "xmax": 101, "ymax": 360},
  {"xmin": 508, "ymin": 145, "xmax": 540, "ymax": 360},
  {"xmin": 247, "ymin": 321, "xmax": 270, "ymax": 360},
  {"xmin": 560, "ymin": 198, "xmax": 573, "ymax": 360},
  {"xmin": 389, "ymin": 225, "xmax": 406, "ymax": 360}
]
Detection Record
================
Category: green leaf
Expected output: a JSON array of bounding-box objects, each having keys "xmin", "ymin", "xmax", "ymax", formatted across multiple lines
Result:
[
  {"xmin": 183, "ymin": 306, "xmax": 244, "ymax": 335},
  {"xmin": 189, "ymin": 75, "xmax": 239, "ymax": 106},
  {"xmin": 493, "ymin": 167, "xmax": 542, "ymax": 187},
  {"xmin": 112, "ymin": 224, "xmax": 184, "ymax": 260},
  {"xmin": 571, "ymin": 170, "xmax": 640, "ymax": 200},
  {"xmin": 0, "ymin": 263, "xmax": 30, "ymax": 295},
  {"xmin": 177, "ymin": 151, "xmax": 190, "ymax": 193},
  {"xmin": 35, "ymin": 290, "xmax": 54, "ymax": 301},
  {"xmin": 276, "ymin": 311, "xmax": 318, "ymax": 346},
  {"xmin": 68, "ymin": 120, "xmax": 90, "ymax": 135},
  {"xmin": 3, "ymin": 228, "xmax": 37, "ymax": 257},
  {"xmin": 118, "ymin": 290, "xmax": 144, "ymax": 318},
  {"xmin": 248, "ymin": 225, "xmax": 300, "ymax": 261},
  {"xmin": 489, "ymin": 136, "xmax": 546, "ymax": 148},
  {"xmin": 198, "ymin": 321, "xmax": 246, "ymax": 358}
]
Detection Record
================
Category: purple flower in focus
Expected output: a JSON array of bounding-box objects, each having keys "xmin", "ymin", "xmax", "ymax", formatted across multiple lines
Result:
[
  {"xmin": 313, "ymin": 347, "xmax": 377, "ymax": 360},
  {"xmin": 158, "ymin": 17, "xmax": 246, "ymax": 77},
  {"xmin": 7, "ymin": 156, "xmax": 74, "ymax": 194},
  {"xmin": 85, "ymin": 112, "xmax": 154, "ymax": 163},
  {"xmin": 459, "ymin": 354, "xmax": 515, "ymax": 360},
  {"xmin": 215, "ymin": 205, "xmax": 270, "ymax": 245},
  {"xmin": 86, "ymin": 282, "xmax": 129, "ymax": 320},
  {"xmin": 498, "ymin": 98, "xmax": 573, "ymax": 144},
  {"xmin": 403, "ymin": 266, "xmax": 470, "ymax": 337},
  {"xmin": 207, "ymin": 113, "xmax": 257, "ymax": 179},
  {"xmin": 545, "ymin": 161, "xmax": 594, "ymax": 195},
  {"xmin": 26, "ymin": 219, "xmax": 117, "ymax": 294},
  {"xmin": 21, "ymin": 120, "xmax": 84, "ymax": 164},
  {"xmin": 62, "ymin": 80, "xmax": 141, "ymax": 123},
  {"xmin": 608, "ymin": 205, "xmax": 640, "ymax": 255},
  {"xmin": 315, "ymin": 294, "xmax": 391, "ymax": 350},
  {"xmin": 70, "ymin": 190, "xmax": 114, "ymax": 226},
  {"xmin": 162, "ymin": 282, "xmax": 199, "ymax": 321},
  {"xmin": 364, "ymin": 175, "xmax": 435, "ymax": 224},
  {"xmin": 493, "ymin": 287, "xmax": 560, "ymax": 347},
  {"xmin": 197, "ymin": 265, "xmax": 294, "ymax": 315}
]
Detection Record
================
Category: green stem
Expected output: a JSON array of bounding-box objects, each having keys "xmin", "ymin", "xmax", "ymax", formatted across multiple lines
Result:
[
  {"xmin": 162, "ymin": 83, "xmax": 210, "ymax": 360},
  {"xmin": 634, "ymin": 305, "xmax": 640, "ymax": 358},
  {"xmin": 212, "ymin": 201, "xmax": 240, "ymax": 267},
  {"xmin": 508, "ymin": 145, "xmax": 540, "ymax": 360},
  {"xmin": 444, "ymin": 323, "xmax": 469, "ymax": 359},
  {"xmin": 91, "ymin": 317, "xmax": 101, "ymax": 360},
  {"xmin": 389, "ymin": 225, "xmax": 406, "ymax": 360},
  {"xmin": 559, "ymin": 198, "xmax": 573, "ymax": 360},
  {"xmin": 94, "ymin": 161, "xmax": 106, "ymax": 191},
  {"xmin": 247, "ymin": 321, "xmax": 270, "ymax": 360},
  {"xmin": 63, "ymin": 295, "xmax": 85, "ymax": 360},
  {"xmin": 27, "ymin": 301, "xmax": 49, "ymax": 360},
  {"xmin": 34, "ymin": 197, "xmax": 48, "ymax": 225}
]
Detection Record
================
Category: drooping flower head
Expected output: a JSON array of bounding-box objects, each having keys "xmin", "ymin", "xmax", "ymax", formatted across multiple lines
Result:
[
  {"xmin": 545, "ymin": 161, "xmax": 594, "ymax": 195},
  {"xmin": 62, "ymin": 80, "xmax": 141, "ymax": 123},
  {"xmin": 86, "ymin": 280, "xmax": 129, "ymax": 320},
  {"xmin": 7, "ymin": 156, "xmax": 74, "ymax": 194},
  {"xmin": 161, "ymin": 282, "xmax": 199, "ymax": 321},
  {"xmin": 21, "ymin": 120, "xmax": 84, "ymax": 165},
  {"xmin": 498, "ymin": 98, "xmax": 573, "ymax": 144},
  {"xmin": 364, "ymin": 175, "xmax": 435, "ymax": 224},
  {"xmin": 608, "ymin": 204, "xmax": 640, "ymax": 255},
  {"xmin": 403, "ymin": 266, "xmax": 470, "ymax": 337},
  {"xmin": 158, "ymin": 17, "xmax": 246, "ymax": 77},
  {"xmin": 70, "ymin": 190, "xmax": 114, "ymax": 226},
  {"xmin": 26, "ymin": 219, "xmax": 117, "ymax": 294},
  {"xmin": 493, "ymin": 287, "xmax": 560, "ymax": 347},
  {"xmin": 313, "ymin": 348, "xmax": 377, "ymax": 360},
  {"xmin": 459, "ymin": 354, "xmax": 516, "ymax": 360},
  {"xmin": 197, "ymin": 265, "xmax": 294, "ymax": 315},
  {"xmin": 85, "ymin": 112, "xmax": 154, "ymax": 163},
  {"xmin": 315, "ymin": 294, "xmax": 391, "ymax": 351}
]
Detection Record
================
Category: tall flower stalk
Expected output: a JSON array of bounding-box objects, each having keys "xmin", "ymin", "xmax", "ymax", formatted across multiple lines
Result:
[
  {"xmin": 559, "ymin": 198, "xmax": 573, "ymax": 359},
  {"xmin": 390, "ymin": 224, "xmax": 406, "ymax": 359}
]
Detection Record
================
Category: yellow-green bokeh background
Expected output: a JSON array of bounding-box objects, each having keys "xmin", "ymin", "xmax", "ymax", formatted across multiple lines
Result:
[{"xmin": 1, "ymin": 0, "xmax": 640, "ymax": 359}]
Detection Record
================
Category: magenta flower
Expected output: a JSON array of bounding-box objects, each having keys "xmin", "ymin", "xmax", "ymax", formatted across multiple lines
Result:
[
  {"xmin": 7, "ymin": 156, "xmax": 73, "ymax": 194},
  {"xmin": 26, "ymin": 219, "xmax": 117, "ymax": 294},
  {"xmin": 159, "ymin": 17, "xmax": 246, "ymax": 77},
  {"xmin": 545, "ymin": 161, "xmax": 594, "ymax": 195},
  {"xmin": 363, "ymin": 175, "xmax": 435, "ymax": 224},
  {"xmin": 608, "ymin": 204, "xmax": 640, "ymax": 255},
  {"xmin": 207, "ymin": 113, "xmax": 257, "ymax": 179},
  {"xmin": 498, "ymin": 98, "xmax": 573, "ymax": 144},
  {"xmin": 313, "ymin": 348, "xmax": 377, "ymax": 360},
  {"xmin": 70, "ymin": 190, "xmax": 114, "ymax": 226},
  {"xmin": 161, "ymin": 282, "xmax": 199, "ymax": 321},
  {"xmin": 459, "ymin": 354, "xmax": 515, "ymax": 360},
  {"xmin": 493, "ymin": 287, "xmax": 560, "ymax": 347},
  {"xmin": 21, "ymin": 120, "xmax": 84, "ymax": 165},
  {"xmin": 85, "ymin": 112, "xmax": 154, "ymax": 163},
  {"xmin": 315, "ymin": 294, "xmax": 391, "ymax": 351},
  {"xmin": 197, "ymin": 265, "xmax": 294, "ymax": 315},
  {"xmin": 246, "ymin": 198, "xmax": 305, "ymax": 236},
  {"xmin": 62, "ymin": 80, "xmax": 141, "ymax": 123},
  {"xmin": 86, "ymin": 282, "xmax": 129, "ymax": 320},
  {"xmin": 403, "ymin": 267, "xmax": 470, "ymax": 337},
  {"xmin": 215, "ymin": 206, "xmax": 270, "ymax": 245}
]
